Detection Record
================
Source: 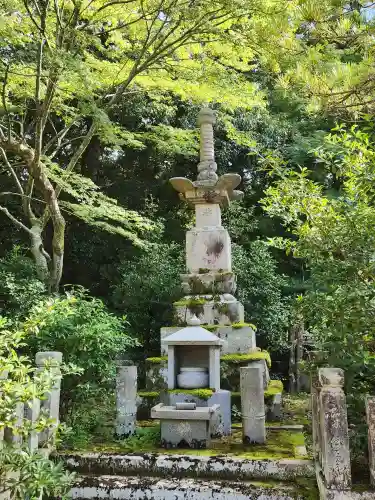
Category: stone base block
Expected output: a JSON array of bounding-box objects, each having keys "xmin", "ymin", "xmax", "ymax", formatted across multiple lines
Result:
[
  {"xmin": 180, "ymin": 272, "xmax": 236, "ymax": 295},
  {"xmin": 160, "ymin": 419, "xmax": 211, "ymax": 449},
  {"xmin": 161, "ymin": 325, "xmax": 255, "ymax": 356},
  {"xmin": 167, "ymin": 390, "xmax": 231, "ymax": 436},
  {"xmin": 174, "ymin": 296, "xmax": 244, "ymax": 326},
  {"xmin": 186, "ymin": 227, "xmax": 231, "ymax": 273}
]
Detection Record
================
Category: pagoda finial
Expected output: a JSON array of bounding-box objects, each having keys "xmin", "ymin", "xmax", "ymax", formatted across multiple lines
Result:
[{"xmin": 197, "ymin": 107, "xmax": 218, "ymax": 183}]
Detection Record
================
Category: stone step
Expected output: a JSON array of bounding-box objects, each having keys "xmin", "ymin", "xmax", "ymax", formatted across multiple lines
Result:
[
  {"xmin": 68, "ymin": 474, "xmax": 313, "ymax": 499},
  {"xmin": 60, "ymin": 452, "xmax": 314, "ymax": 482}
]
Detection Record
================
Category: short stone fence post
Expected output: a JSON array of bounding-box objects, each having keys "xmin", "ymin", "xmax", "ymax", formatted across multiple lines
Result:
[
  {"xmin": 115, "ymin": 364, "xmax": 137, "ymax": 438},
  {"xmin": 240, "ymin": 365, "xmax": 266, "ymax": 444},
  {"xmin": 35, "ymin": 351, "xmax": 63, "ymax": 453},
  {"xmin": 366, "ymin": 396, "xmax": 375, "ymax": 487},
  {"xmin": 0, "ymin": 369, "xmax": 8, "ymax": 449},
  {"xmin": 315, "ymin": 368, "xmax": 351, "ymax": 496}
]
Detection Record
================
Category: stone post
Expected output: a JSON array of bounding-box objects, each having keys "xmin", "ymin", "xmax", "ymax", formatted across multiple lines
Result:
[
  {"xmin": 318, "ymin": 368, "xmax": 351, "ymax": 490},
  {"xmin": 0, "ymin": 370, "xmax": 8, "ymax": 449},
  {"xmin": 311, "ymin": 372, "xmax": 322, "ymax": 465},
  {"xmin": 240, "ymin": 365, "xmax": 266, "ymax": 444},
  {"xmin": 115, "ymin": 364, "xmax": 137, "ymax": 438},
  {"xmin": 35, "ymin": 351, "xmax": 63, "ymax": 449},
  {"xmin": 366, "ymin": 396, "xmax": 375, "ymax": 487},
  {"xmin": 25, "ymin": 397, "xmax": 40, "ymax": 452}
]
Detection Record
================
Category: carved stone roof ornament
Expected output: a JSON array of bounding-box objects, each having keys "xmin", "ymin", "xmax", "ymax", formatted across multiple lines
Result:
[{"xmin": 170, "ymin": 107, "xmax": 243, "ymax": 207}]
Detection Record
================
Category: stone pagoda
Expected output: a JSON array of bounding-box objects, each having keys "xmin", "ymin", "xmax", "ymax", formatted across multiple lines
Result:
[
  {"xmin": 137, "ymin": 107, "xmax": 283, "ymax": 445},
  {"xmin": 161, "ymin": 107, "xmax": 256, "ymax": 356}
]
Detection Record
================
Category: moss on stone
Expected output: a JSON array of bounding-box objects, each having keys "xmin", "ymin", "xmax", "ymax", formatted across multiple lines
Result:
[
  {"xmin": 232, "ymin": 322, "xmax": 257, "ymax": 331},
  {"xmin": 265, "ymin": 379, "xmax": 284, "ymax": 397},
  {"xmin": 168, "ymin": 388, "xmax": 214, "ymax": 400},
  {"xmin": 220, "ymin": 351, "xmax": 271, "ymax": 367},
  {"xmin": 137, "ymin": 391, "xmax": 160, "ymax": 398},
  {"xmin": 231, "ymin": 380, "xmax": 283, "ymax": 402},
  {"xmin": 204, "ymin": 324, "xmax": 219, "ymax": 331},
  {"xmin": 145, "ymin": 357, "xmax": 167, "ymax": 364},
  {"xmin": 198, "ymin": 268, "xmax": 210, "ymax": 274}
]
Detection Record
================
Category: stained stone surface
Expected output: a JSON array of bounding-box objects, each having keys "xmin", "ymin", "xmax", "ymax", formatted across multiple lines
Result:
[
  {"xmin": 318, "ymin": 368, "xmax": 351, "ymax": 489},
  {"xmin": 115, "ymin": 366, "xmax": 137, "ymax": 438},
  {"xmin": 240, "ymin": 365, "xmax": 266, "ymax": 444},
  {"xmin": 62, "ymin": 452, "xmax": 315, "ymax": 481},
  {"xmin": 186, "ymin": 228, "xmax": 232, "ymax": 273},
  {"xmin": 160, "ymin": 419, "xmax": 211, "ymax": 449},
  {"xmin": 68, "ymin": 475, "xmax": 311, "ymax": 500}
]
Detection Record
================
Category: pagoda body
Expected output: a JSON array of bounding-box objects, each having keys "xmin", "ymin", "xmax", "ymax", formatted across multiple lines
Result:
[{"xmin": 161, "ymin": 107, "xmax": 255, "ymax": 356}]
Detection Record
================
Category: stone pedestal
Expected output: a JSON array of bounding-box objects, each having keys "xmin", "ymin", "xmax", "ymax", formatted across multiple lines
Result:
[
  {"xmin": 151, "ymin": 403, "xmax": 220, "ymax": 448},
  {"xmin": 115, "ymin": 365, "xmax": 137, "ymax": 438},
  {"xmin": 168, "ymin": 389, "xmax": 231, "ymax": 436},
  {"xmin": 240, "ymin": 365, "xmax": 266, "ymax": 444}
]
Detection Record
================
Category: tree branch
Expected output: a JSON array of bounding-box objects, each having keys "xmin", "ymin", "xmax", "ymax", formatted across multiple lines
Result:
[
  {"xmin": 0, "ymin": 204, "xmax": 33, "ymax": 235},
  {"xmin": 0, "ymin": 147, "xmax": 24, "ymax": 196},
  {"xmin": 1, "ymin": 63, "xmax": 11, "ymax": 141}
]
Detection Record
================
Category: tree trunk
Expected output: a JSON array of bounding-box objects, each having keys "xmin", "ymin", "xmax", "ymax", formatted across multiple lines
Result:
[
  {"xmin": 295, "ymin": 319, "xmax": 304, "ymax": 393},
  {"xmin": 30, "ymin": 224, "xmax": 50, "ymax": 283},
  {"xmin": 289, "ymin": 325, "xmax": 296, "ymax": 394},
  {"xmin": 0, "ymin": 139, "xmax": 66, "ymax": 292}
]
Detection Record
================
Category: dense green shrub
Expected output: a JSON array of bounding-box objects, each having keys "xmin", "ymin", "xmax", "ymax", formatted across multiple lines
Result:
[
  {"xmin": 23, "ymin": 288, "xmax": 136, "ymax": 419},
  {"xmin": 233, "ymin": 242, "xmax": 290, "ymax": 354},
  {"xmin": 111, "ymin": 243, "xmax": 184, "ymax": 355},
  {"xmin": 0, "ymin": 249, "xmax": 46, "ymax": 320},
  {"xmin": 263, "ymin": 124, "xmax": 375, "ymax": 460}
]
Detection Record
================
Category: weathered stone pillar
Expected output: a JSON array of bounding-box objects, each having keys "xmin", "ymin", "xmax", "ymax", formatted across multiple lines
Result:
[
  {"xmin": 115, "ymin": 364, "xmax": 137, "ymax": 438},
  {"xmin": 240, "ymin": 365, "xmax": 266, "ymax": 444},
  {"xmin": 25, "ymin": 397, "xmax": 40, "ymax": 452},
  {"xmin": 366, "ymin": 396, "xmax": 375, "ymax": 487},
  {"xmin": 311, "ymin": 372, "xmax": 322, "ymax": 464},
  {"xmin": 36, "ymin": 351, "xmax": 63, "ymax": 449},
  {"xmin": 318, "ymin": 368, "xmax": 351, "ymax": 490},
  {"xmin": 0, "ymin": 370, "xmax": 8, "ymax": 448}
]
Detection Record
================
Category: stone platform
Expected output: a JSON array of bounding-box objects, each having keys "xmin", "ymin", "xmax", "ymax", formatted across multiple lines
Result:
[{"xmin": 68, "ymin": 475, "xmax": 312, "ymax": 499}]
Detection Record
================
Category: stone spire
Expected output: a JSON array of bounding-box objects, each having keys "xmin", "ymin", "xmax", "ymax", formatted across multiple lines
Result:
[
  {"xmin": 196, "ymin": 107, "xmax": 218, "ymax": 183},
  {"xmin": 169, "ymin": 107, "xmax": 243, "ymax": 207},
  {"xmin": 168, "ymin": 107, "xmax": 246, "ymax": 326}
]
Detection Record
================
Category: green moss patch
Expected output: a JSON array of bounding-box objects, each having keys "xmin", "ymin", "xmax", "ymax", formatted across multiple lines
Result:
[
  {"xmin": 69, "ymin": 426, "xmax": 308, "ymax": 460},
  {"xmin": 232, "ymin": 322, "xmax": 257, "ymax": 331},
  {"xmin": 231, "ymin": 380, "xmax": 283, "ymax": 403},
  {"xmin": 145, "ymin": 357, "xmax": 167, "ymax": 364},
  {"xmin": 168, "ymin": 388, "xmax": 214, "ymax": 400},
  {"xmin": 221, "ymin": 351, "xmax": 271, "ymax": 367},
  {"xmin": 138, "ymin": 391, "xmax": 160, "ymax": 398},
  {"xmin": 265, "ymin": 380, "xmax": 284, "ymax": 397}
]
